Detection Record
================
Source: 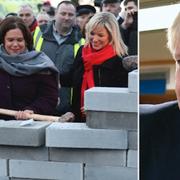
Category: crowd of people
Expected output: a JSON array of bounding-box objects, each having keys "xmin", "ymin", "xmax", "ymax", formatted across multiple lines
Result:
[{"xmin": 0, "ymin": 0, "xmax": 137, "ymax": 122}]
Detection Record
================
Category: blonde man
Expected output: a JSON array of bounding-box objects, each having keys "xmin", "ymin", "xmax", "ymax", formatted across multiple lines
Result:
[{"xmin": 140, "ymin": 12, "xmax": 180, "ymax": 180}]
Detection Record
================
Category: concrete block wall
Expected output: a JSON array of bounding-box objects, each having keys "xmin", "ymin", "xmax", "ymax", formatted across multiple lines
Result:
[{"xmin": 0, "ymin": 70, "xmax": 137, "ymax": 180}]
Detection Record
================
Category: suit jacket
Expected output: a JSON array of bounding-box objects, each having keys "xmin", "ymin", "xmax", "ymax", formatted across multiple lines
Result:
[{"xmin": 140, "ymin": 100, "xmax": 180, "ymax": 180}]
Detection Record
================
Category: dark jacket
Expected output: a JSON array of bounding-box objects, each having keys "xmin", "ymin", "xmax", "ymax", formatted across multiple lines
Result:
[
  {"xmin": 61, "ymin": 46, "xmax": 129, "ymax": 122},
  {"xmin": 0, "ymin": 69, "xmax": 58, "ymax": 120},
  {"xmin": 39, "ymin": 21, "xmax": 83, "ymax": 115},
  {"xmin": 140, "ymin": 100, "xmax": 180, "ymax": 180},
  {"xmin": 0, "ymin": 47, "xmax": 58, "ymax": 120},
  {"xmin": 120, "ymin": 13, "xmax": 137, "ymax": 55}
]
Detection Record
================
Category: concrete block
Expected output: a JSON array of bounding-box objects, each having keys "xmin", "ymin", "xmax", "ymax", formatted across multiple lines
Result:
[
  {"xmin": 128, "ymin": 70, "xmax": 138, "ymax": 93},
  {"xmin": 128, "ymin": 131, "xmax": 137, "ymax": 150},
  {"xmin": 86, "ymin": 111, "xmax": 137, "ymax": 130},
  {"xmin": 84, "ymin": 87, "xmax": 137, "ymax": 112},
  {"xmin": 0, "ymin": 146, "xmax": 48, "ymax": 161},
  {"xmin": 0, "ymin": 120, "xmax": 50, "ymax": 146},
  {"xmin": 9, "ymin": 160, "xmax": 83, "ymax": 180},
  {"xmin": 49, "ymin": 148, "xmax": 126, "ymax": 166},
  {"xmin": 0, "ymin": 177, "xmax": 9, "ymax": 180},
  {"xmin": 0, "ymin": 159, "xmax": 7, "ymax": 176},
  {"xmin": 46, "ymin": 123, "xmax": 127, "ymax": 149},
  {"xmin": 85, "ymin": 165, "xmax": 137, "ymax": 180},
  {"xmin": 127, "ymin": 150, "xmax": 137, "ymax": 168},
  {"xmin": 11, "ymin": 178, "xmax": 44, "ymax": 180}
]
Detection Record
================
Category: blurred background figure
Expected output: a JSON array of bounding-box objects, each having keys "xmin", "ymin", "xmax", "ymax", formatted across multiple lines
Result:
[
  {"xmin": 101, "ymin": 0, "xmax": 122, "ymax": 23},
  {"xmin": 37, "ymin": 1, "xmax": 55, "ymax": 20},
  {"xmin": 0, "ymin": 17, "xmax": 3, "ymax": 23},
  {"xmin": 17, "ymin": 4, "xmax": 38, "ymax": 33},
  {"xmin": 46, "ymin": 6, "xmax": 55, "ymax": 20},
  {"xmin": 120, "ymin": 0, "xmax": 138, "ymax": 55},
  {"xmin": 76, "ymin": 4, "xmax": 96, "ymax": 38},
  {"xmin": 41, "ymin": 1, "xmax": 52, "ymax": 13},
  {"xmin": 36, "ymin": 11, "xmax": 50, "ymax": 25}
]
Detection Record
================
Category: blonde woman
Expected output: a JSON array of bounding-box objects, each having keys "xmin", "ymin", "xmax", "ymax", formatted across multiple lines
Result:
[{"xmin": 61, "ymin": 12, "xmax": 129, "ymax": 122}]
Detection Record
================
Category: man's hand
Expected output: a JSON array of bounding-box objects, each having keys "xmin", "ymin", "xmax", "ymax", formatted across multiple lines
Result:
[{"xmin": 121, "ymin": 9, "xmax": 137, "ymax": 29}]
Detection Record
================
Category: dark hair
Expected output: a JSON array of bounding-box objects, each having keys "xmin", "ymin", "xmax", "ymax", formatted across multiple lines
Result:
[
  {"xmin": 57, "ymin": 1, "xmax": 76, "ymax": 10},
  {"xmin": 123, "ymin": 0, "xmax": 137, "ymax": 6},
  {"xmin": 47, "ymin": 6, "xmax": 55, "ymax": 16},
  {"xmin": 101, "ymin": 0, "xmax": 121, "ymax": 5},
  {"xmin": 5, "ymin": 12, "xmax": 18, "ymax": 18},
  {"xmin": 0, "ymin": 17, "xmax": 33, "ymax": 50}
]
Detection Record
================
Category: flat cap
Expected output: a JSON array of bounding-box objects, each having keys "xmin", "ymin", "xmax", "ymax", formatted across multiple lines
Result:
[
  {"xmin": 76, "ymin": 5, "xmax": 96, "ymax": 16},
  {"xmin": 101, "ymin": 0, "xmax": 122, "ymax": 4}
]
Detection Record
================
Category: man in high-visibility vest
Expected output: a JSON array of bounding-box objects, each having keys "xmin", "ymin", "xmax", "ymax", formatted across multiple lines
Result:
[
  {"xmin": 33, "ymin": 1, "xmax": 84, "ymax": 116},
  {"xmin": 18, "ymin": 4, "xmax": 38, "ymax": 33}
]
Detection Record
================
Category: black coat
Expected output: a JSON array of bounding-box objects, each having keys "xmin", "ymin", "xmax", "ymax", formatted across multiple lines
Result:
[
  {"xmin": 61, "ymin": 46, "xmax": 128, "ymax": 122},
  {"xmin": 140, "ymin": 100, "xmax": 180, "ymax": 180}
]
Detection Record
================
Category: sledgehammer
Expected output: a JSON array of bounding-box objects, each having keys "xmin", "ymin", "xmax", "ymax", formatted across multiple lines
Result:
[{"xmin": 0, "ymin": 108, "xmax": 74, "ymax": 122}]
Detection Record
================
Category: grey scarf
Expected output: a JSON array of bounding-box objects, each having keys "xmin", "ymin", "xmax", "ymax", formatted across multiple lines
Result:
[{"xmin": 0, "ymin": 45, "xmax": 59, "ymax": 77}]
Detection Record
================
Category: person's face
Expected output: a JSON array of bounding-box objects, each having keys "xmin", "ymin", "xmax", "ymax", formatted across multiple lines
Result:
[
  {"xmin": 76, "ymin": 13, "xmax": 93, "ymax": 32},
  {"xmin": 90, "ymin": 25, "xmax": 110, "ymax": 51},
  {"xmin": 18, "ymin": 7, "xmax": 34, "ymax": 27},
  {"xmin": 37, "ymin": 14, "xmax": 49, "ymax": 25},
  {"xmin": 124, "ymin": 1, "xmax": 137, "ymax": 12},
  {"xmin": 55, "ymin": 3, "xmax": 76, "ymax": 30},
  {"xmin": 102, "ymin": 3, "xmax": 121, "ymax": 17},
  {"xmin": 42, "ymin": 5, "xmax": 51, "ymax": 13},
  {"xmin": 4, "ymin": 28, "xmax": 26, "ymax": 55},
  {"xmin": 174, "ymin": 44, "xmax": 180, "ymax": 108}
]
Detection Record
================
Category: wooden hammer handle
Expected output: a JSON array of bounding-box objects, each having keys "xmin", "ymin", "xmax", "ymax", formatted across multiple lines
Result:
[{"xmin": 0, "ymin": 108, "xmax": 61, "ymax": 122}]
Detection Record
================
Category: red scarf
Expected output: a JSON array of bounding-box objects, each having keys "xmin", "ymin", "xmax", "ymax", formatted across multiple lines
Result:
[{"xmin": 81, "ymin": 44, "xmax": 116, "ymax": 108}]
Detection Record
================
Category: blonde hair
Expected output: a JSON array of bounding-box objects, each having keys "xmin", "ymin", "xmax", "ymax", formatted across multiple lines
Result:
[
  {"xmin": 85, "ymin": 12, "xmax": 128, "ymax": 57},
  {"xmin": 167, "ymin": 12, "xmax": 180, "ymax": 59}
]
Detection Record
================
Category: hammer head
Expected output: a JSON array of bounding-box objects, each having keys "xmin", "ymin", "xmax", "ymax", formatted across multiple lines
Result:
[
  {"xmin": 58, "ymin": 112, "xmax": 75, "ymax": 122},
  {"xmin": 122, "ymin": 55, "xmax": 137, "ymax": 72}
]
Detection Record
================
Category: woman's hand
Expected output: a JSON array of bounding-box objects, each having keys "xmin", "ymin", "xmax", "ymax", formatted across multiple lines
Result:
[
  {"xmin": 15, "ymin": 110, "xmax": 34, "ymax": 120},
  {"xmin": 80, "ymin": 106, "xmax": 86, "ymax": 118}
]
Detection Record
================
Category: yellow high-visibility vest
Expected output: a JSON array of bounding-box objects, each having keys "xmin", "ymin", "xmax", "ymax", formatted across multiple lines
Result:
[
  {"xmin": 33, "ymin": 26, "xmax": 44, "ymax": 52},
  {"xmin": 33, "ymin": 26, "xmax": 85, "ymax": 105},
  {"xmin": 33, "ymin": 26, "xmax": 85, "ymax": 57}
]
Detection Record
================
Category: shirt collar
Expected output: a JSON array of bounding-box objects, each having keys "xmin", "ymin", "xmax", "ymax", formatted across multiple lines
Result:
[{"xmin": 53, "ymin": 22, "xmax": 73, "ymax": 37}]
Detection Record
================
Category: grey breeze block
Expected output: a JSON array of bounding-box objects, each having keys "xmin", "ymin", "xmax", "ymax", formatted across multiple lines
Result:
[
  {"xmin": 85, "ymin": 165, "xmax": 137, "ymax": 180},
  {"xmin": 84, "ymin": 87, "xmax": 137, "ymax": 112},
  {"xmin": 0, "ymin": 159, "xmax": 7, "ymax": 176},
  {"xmin": 86, "ymin": 111, "xmax": 137, "ymax": 130},
  {"xmin": 49, "ymin": 148, "xmax": 126, "ymax": 166},
  {"xmin": 9, "ymin": 160, "xmax": 83, "ymax": 180},
  {"xmin": 128, "ymin": 70, "xmax": 138, "ymax": 93},
  {"xmin": 46, "ymin": 123, "xmax": 128, "ymax": 149},
  {"xmin": 0, "ymin": 120, "xmax": 50, "ymax": 146},
  {"xmin": 0, "ymin": 146, "xmax": 48, "ymax": 161}
]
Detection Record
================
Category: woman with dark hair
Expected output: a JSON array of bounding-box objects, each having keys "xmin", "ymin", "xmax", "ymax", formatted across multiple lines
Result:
[{"xmin": 0, "ymin": 17, "xmax": 59, "ymax": 120}]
